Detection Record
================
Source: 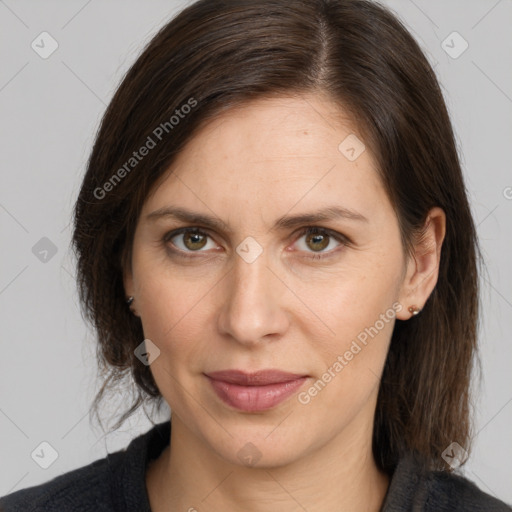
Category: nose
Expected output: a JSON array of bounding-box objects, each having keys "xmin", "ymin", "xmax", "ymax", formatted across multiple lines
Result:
[{"xmin": 217, "ymin": 247, "xmax": 290, "ymax": 347}]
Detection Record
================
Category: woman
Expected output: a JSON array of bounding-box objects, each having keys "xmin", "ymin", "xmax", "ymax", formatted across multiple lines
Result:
[{"xmin": 1, "ymin": 0, "xmax": 510, "ymax": 510}]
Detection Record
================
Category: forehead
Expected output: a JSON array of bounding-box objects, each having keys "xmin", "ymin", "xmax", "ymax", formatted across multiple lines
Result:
[
  {"xmin": 143, "ymin": 94, "xmax": 387, "ymax": 225},
  {"xmin": 179, "ymin": 95, "xmax": 364, "ymax": 165}
]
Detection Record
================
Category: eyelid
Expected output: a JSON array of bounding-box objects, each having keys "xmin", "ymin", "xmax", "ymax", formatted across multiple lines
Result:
[{"xmin": 163, "ymin": 226, "xmax": 213, "ymax": 243}]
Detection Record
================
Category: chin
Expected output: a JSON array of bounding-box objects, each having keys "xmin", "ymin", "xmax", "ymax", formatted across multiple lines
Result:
[{"xmin": 207, "ymin": 428, "xmax": 308, "ymax": 470}]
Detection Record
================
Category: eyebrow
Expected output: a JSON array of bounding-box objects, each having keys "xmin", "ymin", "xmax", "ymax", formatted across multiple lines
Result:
[{"xmin": 145, "ymin": 205, "xmax": 369, "ymax": 232}]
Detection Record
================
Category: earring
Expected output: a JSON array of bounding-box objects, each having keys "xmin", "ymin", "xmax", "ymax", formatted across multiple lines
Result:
[
  {"xmin": 126, "ymin": 296, "xmax": 138, "ymax": 316},
  {"xmin": 408, "ymin": 305, "xmax": 421, "ymax": 316}
]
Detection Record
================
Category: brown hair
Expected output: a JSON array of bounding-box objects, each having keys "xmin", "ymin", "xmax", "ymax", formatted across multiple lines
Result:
[{"xmin": 72, "ymin": 0, "xmax": 483, "ymax": 472}]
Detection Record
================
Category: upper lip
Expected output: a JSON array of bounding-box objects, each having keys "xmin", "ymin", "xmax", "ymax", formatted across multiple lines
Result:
[{"xmin": 204, "ymin": 369, "xmax": 308, "ymax": 386}]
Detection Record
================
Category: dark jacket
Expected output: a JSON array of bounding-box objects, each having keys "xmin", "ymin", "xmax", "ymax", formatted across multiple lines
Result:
[{"xmin": 1, "ymin": 420, "xmax": 510, "ymax": 511}]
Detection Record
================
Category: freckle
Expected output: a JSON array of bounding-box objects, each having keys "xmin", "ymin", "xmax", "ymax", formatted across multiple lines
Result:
[{"xmin": 303, "ymin": 131, "xmax": 308, "ymax": 135}]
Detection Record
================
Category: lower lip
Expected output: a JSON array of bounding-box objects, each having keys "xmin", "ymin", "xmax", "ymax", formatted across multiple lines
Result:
[{"xmin": 206, "ymin": 376, "xmax": 308, "ymax": 412}]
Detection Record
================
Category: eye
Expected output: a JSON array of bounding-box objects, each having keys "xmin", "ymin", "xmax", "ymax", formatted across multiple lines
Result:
[
  {"xmin": 164, "ymin": 228, "xmax": 218, "ymax": 253},
  {"xmin": 163, "ymin": 226, "xmax": 349, "ymax": 260},
  {"xmin": 293, "ymin": 227, "xmax": 348, "ymax": 259}
]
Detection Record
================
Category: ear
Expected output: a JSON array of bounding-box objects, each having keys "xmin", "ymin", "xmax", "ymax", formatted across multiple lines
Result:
[
  {"xmin": 122, "ymin": 248, "xmax": 140, "ymax": 317},
  {"xmin": 122, "ymin": 248, "xmax": 134, "ymax": 297},
  {"xmin": 123, "ymin": 270, "xmax": 134, "ymax": 299},
  {"xmin": 395, "ymin": 207, "xmax": 446, "ymax": 320}
]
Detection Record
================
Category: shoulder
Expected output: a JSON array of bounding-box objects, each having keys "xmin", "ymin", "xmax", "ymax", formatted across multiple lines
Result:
[
  {"xmin": 0, "ymin": 455, "xmax": 116, "ymax": 512},
  {"xmin": 0, "ymin": 420, "xmax": 170, "ymax": 512},
  {"xmin": 383, "ymin": 454, "xmax": 512, "ymax": 511},
  {"xmin": 424, "ymin": 469, "xmax": 512, "ymax": 512}
]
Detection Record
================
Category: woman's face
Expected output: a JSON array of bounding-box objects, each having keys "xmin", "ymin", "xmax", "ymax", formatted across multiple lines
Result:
[{"xmin": 125, "ymin": 94, "xmax": 418, "ymax": 467}]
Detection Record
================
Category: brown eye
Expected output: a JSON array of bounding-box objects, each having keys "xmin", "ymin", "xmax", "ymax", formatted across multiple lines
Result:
[
  {"xmin": 165, "ymin": 228, "xmax": 216, "ymax": 253},
  {"xmin": 293, "ymin": 227, "xmax": 347, "ymax": 259},
  {"xmin": 183, "ymin": 232, "xmax": 207, "ymax": 250},
  {"xmin": 305, "ymin": 232, "xmax": 330, "ymax": 252}
]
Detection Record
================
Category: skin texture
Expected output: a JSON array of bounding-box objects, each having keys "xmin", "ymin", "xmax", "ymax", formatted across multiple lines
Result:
[{"xmin": 124, "ymin": 93, "xmax": 446, "ymax": 512}]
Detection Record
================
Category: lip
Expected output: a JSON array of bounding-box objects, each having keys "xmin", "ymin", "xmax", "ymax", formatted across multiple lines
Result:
[{"xmin": 204, "ymin": 369, "xmax": 309, "ymax": 412}]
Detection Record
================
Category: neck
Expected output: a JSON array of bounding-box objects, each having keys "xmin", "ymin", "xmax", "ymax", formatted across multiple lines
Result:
[{"xmin": 146, "ymin": 413, "xmax": 390, "ymax": 512}]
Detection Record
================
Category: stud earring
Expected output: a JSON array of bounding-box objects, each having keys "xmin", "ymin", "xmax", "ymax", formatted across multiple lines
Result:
[
  {"xmin": 126, "ymin": 296, "xmax": 134, "ymax": 306},
  {"xmin": 408, "ymin": 305, "xmax": 421, "ymax": 316}
]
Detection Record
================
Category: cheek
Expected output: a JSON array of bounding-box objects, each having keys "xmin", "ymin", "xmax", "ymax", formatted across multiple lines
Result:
[
  {"xmin": 302, "ymin": 261, "xmax": 400, "ymax": 344},
  {"xmin": 299, "ymin": 299, "xmax": 396, "ymax": 424},
  {"xmin": 134, "ymin": 261, "xmax": 216, "ymax": 361},
  {"xmin": 295, "ymin": 257, "xmax": 400, "ymax": 396},
  {"xmin": 135, "ymin": 271, "xmax": 215, "ymax": 409}
]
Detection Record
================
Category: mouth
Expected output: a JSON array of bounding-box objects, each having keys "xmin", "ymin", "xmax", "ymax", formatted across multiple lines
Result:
[{"xmin": 204, "ymin": 369, "xmax": 309, "ymax": 412}]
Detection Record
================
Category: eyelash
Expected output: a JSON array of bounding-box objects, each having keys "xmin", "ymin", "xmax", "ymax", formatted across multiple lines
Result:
[{"xmin": 163, "ymin": 226, "xmax": 350, "ymax": 261}]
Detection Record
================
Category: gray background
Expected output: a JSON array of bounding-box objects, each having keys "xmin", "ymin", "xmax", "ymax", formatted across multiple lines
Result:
[{"xmin": 1, "ymin": 0, "xmax": 511, "ymax": 504}]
